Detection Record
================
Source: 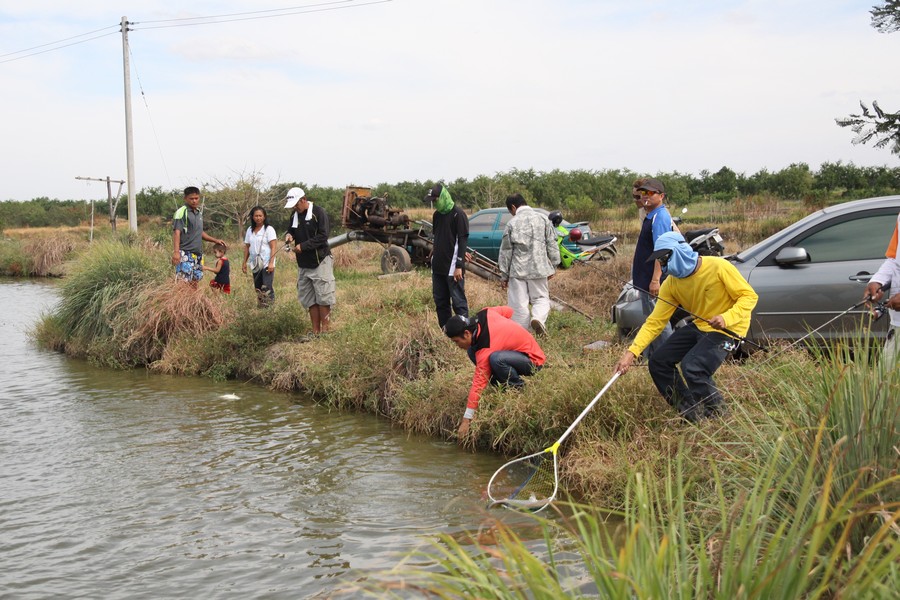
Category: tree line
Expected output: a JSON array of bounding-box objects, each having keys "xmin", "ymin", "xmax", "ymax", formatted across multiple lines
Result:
[{"xmin": 2, "ymin": 161, "xmax": 900, "ymax": 235}]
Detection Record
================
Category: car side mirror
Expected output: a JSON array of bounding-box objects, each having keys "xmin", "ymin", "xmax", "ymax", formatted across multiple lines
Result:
[{"xmin": 774, "ymin": 247, "xmax": 811, "ymax": 265}]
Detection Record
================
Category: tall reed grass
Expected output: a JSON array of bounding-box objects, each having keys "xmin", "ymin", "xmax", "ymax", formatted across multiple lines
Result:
[
  {"xmin": 45, "ymin": 239, "xmax": 168, "ymax": 343},
  {"xmin": 361, "ymin": 348, "xmax": 900, "ymax": 598}
]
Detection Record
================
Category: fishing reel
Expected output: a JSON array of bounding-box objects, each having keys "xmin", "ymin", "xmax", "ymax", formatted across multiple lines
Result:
[{"xmin": 870, "ymin": 300, "xmax": 890, "ymax": 321}]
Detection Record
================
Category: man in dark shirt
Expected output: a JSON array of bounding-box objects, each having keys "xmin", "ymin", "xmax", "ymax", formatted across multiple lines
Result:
[
  {"xmin": 284, "ymin": 187, "xmax": 334, "ymax": 334},
  {"xmin": 425, "ymin": 183, "xmax": 469, "ymax": 328}
]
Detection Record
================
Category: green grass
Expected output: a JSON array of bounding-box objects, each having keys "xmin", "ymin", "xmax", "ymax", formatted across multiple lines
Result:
[
  {"xmin": 357, "ymin": 345, "xmax": 900, "ymax": 598},
  {"xmin": 29, "ymin": 225, "xmax": 900, "ymax": 599}
]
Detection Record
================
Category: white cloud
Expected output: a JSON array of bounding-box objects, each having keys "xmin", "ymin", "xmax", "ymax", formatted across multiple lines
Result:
[{"xmin": 0, "ymin": 0, "xmax": 896, "ymax": 200}]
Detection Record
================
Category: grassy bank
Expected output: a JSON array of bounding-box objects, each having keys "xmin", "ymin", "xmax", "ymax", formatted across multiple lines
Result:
[
  {"xmin": 29, "ymin": 203, "xmax": 898, "ymax": 596},
  {"xmin": 0, "ymin": 228, "xmax": 86, "ymax": 276},
  {"xmin": 362, "ymin": 342, "xmax": 899, "ymax": 598}
]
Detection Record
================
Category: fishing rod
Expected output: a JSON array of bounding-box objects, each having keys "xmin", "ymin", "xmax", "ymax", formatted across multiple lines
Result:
[
  {"xmin": 588, "ymin": 258, "xmax": 889, "ymax": 358},
  {"xmin": 752, "ymin": 284, "xmax": 890, "ymax": 366},
  {"xmin": 585, "ymin": 259, "xmax": 766, "ymax": 351}
]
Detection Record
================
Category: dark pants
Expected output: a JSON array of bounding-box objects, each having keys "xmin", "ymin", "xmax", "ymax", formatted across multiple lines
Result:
[
  {"xmin": 647, "ymin": 323, "xmax": 731, "ymax": 421},
  {"xmin": 433, "ymin": 272, "xmax": 468, "ymax": 328},
  {"xmin": 252, "ymin": 269, "xmax": 275, "ymax": 305},
  {"xmin": 467, "ymin": 349, "xmax": 538, "ymax": 387}
]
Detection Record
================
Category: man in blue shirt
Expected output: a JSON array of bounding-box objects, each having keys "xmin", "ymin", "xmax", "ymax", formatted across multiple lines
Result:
[{"xmin": 631, "ymin": 177, "xmax": 674, "ymax": 359}]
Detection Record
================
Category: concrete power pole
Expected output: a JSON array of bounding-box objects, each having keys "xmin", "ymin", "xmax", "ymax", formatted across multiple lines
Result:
[{"xmin": 121, "ymin": 16, "xmax": 137, "ymax": 232}]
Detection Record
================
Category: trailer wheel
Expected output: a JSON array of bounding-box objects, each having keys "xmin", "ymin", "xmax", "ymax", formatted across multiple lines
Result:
[{"xmin": 381, "ymin": 245, "xmax": 412, "ymax": 273}]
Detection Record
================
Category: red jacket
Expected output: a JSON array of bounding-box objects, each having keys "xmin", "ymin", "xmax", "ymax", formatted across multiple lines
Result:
[{"xmin": 467, "ymin": 306, "xmax": 545, "ymax": 410}]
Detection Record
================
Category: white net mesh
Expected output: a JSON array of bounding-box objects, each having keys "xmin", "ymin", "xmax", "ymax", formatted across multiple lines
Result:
[{"xmin": 487, "ymin": 450, "xmax": 558, "ymax": 510}]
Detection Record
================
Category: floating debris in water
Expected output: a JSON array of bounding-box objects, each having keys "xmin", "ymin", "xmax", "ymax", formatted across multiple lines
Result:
[{"xmin": 219, "ymin": 393, "xmax": 241, "ymax": 400}]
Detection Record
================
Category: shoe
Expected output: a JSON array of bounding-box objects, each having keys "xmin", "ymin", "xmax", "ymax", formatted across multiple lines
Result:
[
  {"xmin": 676, "ymin": 400, "xmax": 706, "ymax": 423},
  {"xmin": 531, "ymin": 318, "xmax": 547, "ymax": 337},
  {"xmin": 704, "ymin": 402, "xmax": 729, "ymax": 419}
]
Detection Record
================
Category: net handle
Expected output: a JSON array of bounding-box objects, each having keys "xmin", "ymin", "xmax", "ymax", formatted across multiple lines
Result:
[{"xmin": 550, "ymin": 372, "xmax": 620, "ymax": 449}]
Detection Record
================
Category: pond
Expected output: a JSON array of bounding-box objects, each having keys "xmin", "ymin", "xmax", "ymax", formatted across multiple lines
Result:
[{"xmin": 0, "ymin": 280, "xmax": 529, "ymax": 599}]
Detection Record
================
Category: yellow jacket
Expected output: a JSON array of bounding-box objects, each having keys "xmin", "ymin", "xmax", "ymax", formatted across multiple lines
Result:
[{"xmin": 629, "ymin": 257, "xmax": 758, "ymax": 356}]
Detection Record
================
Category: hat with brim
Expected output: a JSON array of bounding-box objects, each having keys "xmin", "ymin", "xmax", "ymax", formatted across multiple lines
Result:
[
  {"xmin": 423, "ymin": 183, "xmax": 443, "ymax": 203},
  {"xmin": 284, "ymin": 187, "xmax": 306, "ymax": 209},
  {"xmin": 443, "ymin": 315, "xmax": 473, "ymax": 338},
  {"xmin": 636, "ymin": 177, "xmax": 666, "ymax": 194},
  {"xmin": 646, "ymin": 248, "xmax": 674, "ymax": 263}
]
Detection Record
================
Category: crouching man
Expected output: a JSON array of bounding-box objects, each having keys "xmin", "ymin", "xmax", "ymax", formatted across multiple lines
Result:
[
  {"xmin": 444, "ymin": 306, "xmax": 546, "ymax": 439},
  {"xmin": 614, "ymin": 232, "xmax": 758, "ymax": 422}
]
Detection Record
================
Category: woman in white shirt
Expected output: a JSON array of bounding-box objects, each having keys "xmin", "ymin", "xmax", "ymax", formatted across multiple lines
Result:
[{"xmin": 242, "ymin": 206, "xmax": 279, "ymax": 307}]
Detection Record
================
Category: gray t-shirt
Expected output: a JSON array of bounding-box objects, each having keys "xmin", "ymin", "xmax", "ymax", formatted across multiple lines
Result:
[{"xmin": 173, "ymin": 206, "xmax": 204, "ymax": 255}]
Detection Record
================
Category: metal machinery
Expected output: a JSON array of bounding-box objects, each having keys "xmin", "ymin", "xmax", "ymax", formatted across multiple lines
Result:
[{"xmin": 328, "ymin": 186, "xmax": 501, "ymax": 281}]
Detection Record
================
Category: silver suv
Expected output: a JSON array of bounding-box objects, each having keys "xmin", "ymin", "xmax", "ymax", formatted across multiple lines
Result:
[{"xmin": 612, "ymin": 195, "xmax": 900, "ymax": 346}]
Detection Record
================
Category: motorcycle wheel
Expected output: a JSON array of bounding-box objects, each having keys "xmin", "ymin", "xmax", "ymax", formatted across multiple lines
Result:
[{"xmin": 588, "ymin": 247, "xmax": 617, "ymax": 261}]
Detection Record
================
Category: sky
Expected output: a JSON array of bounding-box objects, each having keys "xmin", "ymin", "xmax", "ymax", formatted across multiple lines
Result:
[{"xmin": 0, "ymin": 0, "xmax": 897, "ymax": 201}]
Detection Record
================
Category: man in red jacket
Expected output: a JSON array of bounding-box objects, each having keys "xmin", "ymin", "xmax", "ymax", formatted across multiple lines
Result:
[{"xmin": 443, "ymin": 306, "xmax": 546, "ymax": 438}]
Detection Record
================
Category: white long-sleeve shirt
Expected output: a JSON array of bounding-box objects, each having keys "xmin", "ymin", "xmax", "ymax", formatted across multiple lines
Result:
[
  {"xmin": 871, "ymin": 213, "xmax": 900, "ymax": 327},
  {"xmin": 871, "ymin": 257, "xmax": 900, "ymax": 326}
]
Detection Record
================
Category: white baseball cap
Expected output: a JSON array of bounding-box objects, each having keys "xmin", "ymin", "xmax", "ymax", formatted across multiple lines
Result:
[{"xmin": 284, "ymin": 187, "xmax": 306, "ymax": 209}]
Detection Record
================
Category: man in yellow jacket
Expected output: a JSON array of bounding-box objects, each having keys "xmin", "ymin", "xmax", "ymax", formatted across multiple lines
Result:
[{"xmin": 614, "ymin": 231, "xmax": 758, "ymax": 422}]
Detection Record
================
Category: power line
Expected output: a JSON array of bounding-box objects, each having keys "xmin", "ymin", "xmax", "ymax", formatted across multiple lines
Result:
[
  {"xmin": 128, "ymin": 45, "xmax": 173, "ymax": 190},
  {"xmin": 132, "ymin": 0, "xmax": 393, "ymax": 30},
  {"xmin": 0, "ymin": 23, "xmax": 119, "ymax": 58},
  {"xmin": 0, "ymin": 0, "xmax": 393, "ymax": 64},
  {"xmin": 135, "ymin": 0, "xmax": 359, "ymax": 25},
  {"xmin": 0, "ymin": 30, "xmax": 119, "ymax": 65}
]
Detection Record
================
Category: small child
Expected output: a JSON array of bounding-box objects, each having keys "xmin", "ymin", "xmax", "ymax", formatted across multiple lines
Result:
[{"xmin": 204, "ymin": 243, "xmax": 231, "ymax": 294}]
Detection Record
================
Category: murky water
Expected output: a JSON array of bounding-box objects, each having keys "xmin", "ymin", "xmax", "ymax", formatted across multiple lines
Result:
[{"xmin": 0, "ymin": 280, "xmax": 522, "ymax": 599}]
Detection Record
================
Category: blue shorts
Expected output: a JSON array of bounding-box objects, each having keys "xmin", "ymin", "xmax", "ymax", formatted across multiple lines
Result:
[{"xmin": 175, "ymin": 251, "xmax": 204, "ymax": 282}]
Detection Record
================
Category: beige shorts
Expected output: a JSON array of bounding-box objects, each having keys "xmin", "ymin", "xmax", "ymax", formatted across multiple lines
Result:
[{"xmin": 297, "ymin": 255, "xmax": 336, "ymax": 308}]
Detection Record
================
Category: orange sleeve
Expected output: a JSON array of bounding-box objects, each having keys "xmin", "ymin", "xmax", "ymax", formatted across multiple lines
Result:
[
  {"xmin": 886, "ymin": 223, "xmax": 898, "ymax": 259},
  {"xmin": 466, "ymin": 348, "xmax": 491, "ymax": 410}
]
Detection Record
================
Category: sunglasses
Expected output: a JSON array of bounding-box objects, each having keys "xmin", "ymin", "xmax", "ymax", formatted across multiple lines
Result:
[{"xmin": 635, "ymin": 189, "xmax": 657, "ymax": 197}]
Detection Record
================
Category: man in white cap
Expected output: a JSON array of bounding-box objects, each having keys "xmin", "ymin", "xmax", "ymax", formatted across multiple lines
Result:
[{"xmin": 283, "ymin": 187, "xmax": 335, "ymax": 334}]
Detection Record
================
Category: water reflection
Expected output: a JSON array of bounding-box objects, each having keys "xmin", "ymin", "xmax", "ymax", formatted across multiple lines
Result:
[{"xmin": 0, "ymin": 280, "xmax": 535, "ymax": 599}]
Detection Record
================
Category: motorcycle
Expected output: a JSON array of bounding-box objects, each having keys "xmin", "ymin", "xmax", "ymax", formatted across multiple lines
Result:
[
  {"xmin": 548, "ymin": 210, "xmax": 618, "ymax": 269},
  {"xmin": 612, "ymin": 209, "xmax": 726, "ymax": 341},
  {"xmin": 672, "ymin": 209, "xmax": 725, "ymax": 257}
]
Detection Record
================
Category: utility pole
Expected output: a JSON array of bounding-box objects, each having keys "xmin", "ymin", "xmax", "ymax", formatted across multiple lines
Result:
[
  {"xmin": 121, "ymin": 16, "xmax": 137, "ymax": 232},
  {"xmin": 76, "ymin": 176, "xmax": 126, "ymax": 237}
]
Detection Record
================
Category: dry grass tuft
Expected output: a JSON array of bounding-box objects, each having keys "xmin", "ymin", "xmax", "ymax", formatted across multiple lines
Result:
[
  {"xmin": 550, "ymin": 255, "xmax": 632, "ymax": 320},
  {"xmin": 23, "ymin": 234, "xmax": 83, "ymax": 276},
  {"xmin": 331, "ymin": 241, "xmax": 381, "ymax": 269},
  {"xmin": 111, "ymin": 280, "xmax": 232, "ymax": 365}
]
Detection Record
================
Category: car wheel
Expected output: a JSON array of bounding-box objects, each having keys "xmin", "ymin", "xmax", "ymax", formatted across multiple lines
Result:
[{"xmin": 381, "ymin": 245, "xmax": 412, "ymax": 273}]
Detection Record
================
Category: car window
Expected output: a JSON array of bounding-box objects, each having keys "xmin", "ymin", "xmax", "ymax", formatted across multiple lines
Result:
[
  {"xmin": 468, "ymin": 212, "xmax": 498, "ymax": 232},
  {"xmin": 793, "ymin": 213, "xmax": 896, "ymax": 263},
  {"xmin": 498, "ymin": 211, "xmax": 513, "ymax": 229}
]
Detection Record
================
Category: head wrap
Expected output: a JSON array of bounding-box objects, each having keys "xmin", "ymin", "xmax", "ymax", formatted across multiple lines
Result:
[
  {"xmin": 653, "ymin": 231, "xmax": 699, "ymax": 278},
  {"xmin": 435, "ymin": 186, "xmax": 454, "ymax": 214}
]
